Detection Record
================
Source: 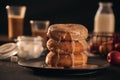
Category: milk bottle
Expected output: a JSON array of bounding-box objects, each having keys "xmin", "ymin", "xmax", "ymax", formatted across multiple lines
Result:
[{"xmin": 94, "ymin": 2, "xmax": 115, "ymax": 33}]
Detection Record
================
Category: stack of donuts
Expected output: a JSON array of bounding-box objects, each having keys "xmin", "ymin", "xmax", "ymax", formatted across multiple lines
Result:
[{"xmin": 45, "ymin": 24, "xmax": 88, "ymax": 68}]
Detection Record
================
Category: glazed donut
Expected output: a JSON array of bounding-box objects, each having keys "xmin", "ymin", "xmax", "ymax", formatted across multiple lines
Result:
[
  {"xmin": 45, "ymin": 51, "xmax": 88, "ymax": 68},
  {"xmin": 45, "ymin": 51, "xmax": 72, "ymax": 67},
  {"xmin": 47, "ymin": 39, "xmax": 88, "ymax": 54},
  {"xmin": 74, "ymin": 51, "xmax": 88, "ymax": 66},
  {"xmin": 47, "ymin": 24, "xmax": 88, "ymax": 41}
]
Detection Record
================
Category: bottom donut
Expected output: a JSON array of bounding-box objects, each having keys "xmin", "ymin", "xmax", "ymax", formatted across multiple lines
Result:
[{"xmin": 45, "ymin": 51, "xmax": 88, "ymax": 68}]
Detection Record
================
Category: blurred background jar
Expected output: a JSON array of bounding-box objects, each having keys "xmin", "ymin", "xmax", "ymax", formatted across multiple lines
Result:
[
  {"xmin": 16, "ymin": 36, "xmax": 44, "ymax": 60},
  {"xmin": 94, "ymin": 2, "xmax": 115, "ymax": 33}
]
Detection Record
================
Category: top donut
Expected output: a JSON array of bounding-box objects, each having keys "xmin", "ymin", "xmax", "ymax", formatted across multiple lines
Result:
[{"xmin": 47, "ymin": 24, "xmax": 88, "ymax": 41}]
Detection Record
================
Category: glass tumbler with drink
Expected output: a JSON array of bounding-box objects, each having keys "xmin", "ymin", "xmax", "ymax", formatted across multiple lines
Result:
[
  {"xmin": 30, "ymin": 20, "xmax": 50, "ymax": 49},
  {"xmin": 6, "ymin": 5, "xmax": 26, "ymax": 39}
]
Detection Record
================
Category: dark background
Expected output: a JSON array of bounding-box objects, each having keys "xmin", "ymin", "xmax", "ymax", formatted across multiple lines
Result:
[{"xmin": 0, "ymin": 0, "xmax": 120, "ymax": 36}]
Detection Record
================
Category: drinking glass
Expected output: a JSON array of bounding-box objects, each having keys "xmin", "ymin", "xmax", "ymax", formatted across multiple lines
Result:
[
  {"xmin": 30, "ymin": 20, "xmax": 50, "ymax": 48},
  {"xmin": 6, "ymin": 5, "xmax": 26, "ymax": 39}
]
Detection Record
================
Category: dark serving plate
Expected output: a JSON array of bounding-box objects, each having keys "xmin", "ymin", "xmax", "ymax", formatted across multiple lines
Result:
[{"xmin": 18, "ymin": 57, "xmax": 110, "ymax": 75}]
